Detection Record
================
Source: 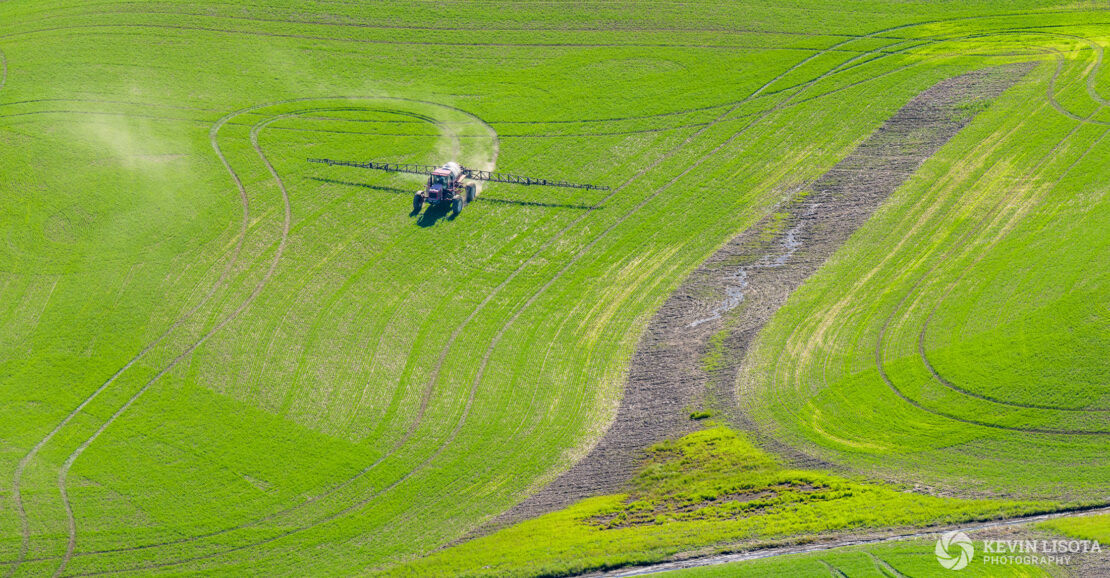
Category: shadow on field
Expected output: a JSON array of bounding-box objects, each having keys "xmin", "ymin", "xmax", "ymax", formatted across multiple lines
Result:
[
  {"xmin": 415, "ymin": 202, "xmax": 454, "ymax": 227},
  {"xmin": 308, "ymin": 176, "xmax": 409, "ymax": 195},
  {"xmin": 474, "ymin": 196, "xmax": 600, "ymax": 210}
]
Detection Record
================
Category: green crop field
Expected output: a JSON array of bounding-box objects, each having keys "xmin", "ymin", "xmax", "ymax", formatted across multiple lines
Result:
[
  {"xmin": 0, "ymin": 1, "xmax": 1107, "ymax": 576},
  {"xmin": 739, "ymin": 21, "xmax": 1110, "ymax": 495},
  {"xmin": 396, "ymin": 427, "xmax": 1056, "ymax": 576}
]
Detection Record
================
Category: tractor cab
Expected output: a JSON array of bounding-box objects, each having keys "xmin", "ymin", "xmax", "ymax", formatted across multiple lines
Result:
[
  {"xmin": 427, "ymin": 168, "xmax": 453, "ymax": 203},
  {"xmin": 414, "ymin": 162, "xmax": 473, "ymax": 215}
]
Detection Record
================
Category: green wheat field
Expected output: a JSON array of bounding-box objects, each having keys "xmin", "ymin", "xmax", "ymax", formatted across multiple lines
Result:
[{"xmin": 0, "ymin": 1, "xmax": 1107, "ymax": 576}]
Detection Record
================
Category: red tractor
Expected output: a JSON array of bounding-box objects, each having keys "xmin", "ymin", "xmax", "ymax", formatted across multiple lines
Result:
[
  {"xmin": 309, "ymin": 158, "xmax": 609, "ymax": 217},
  {"xmin": 416, "ymin": 161, "xmax": 476, "ymax": 215}
]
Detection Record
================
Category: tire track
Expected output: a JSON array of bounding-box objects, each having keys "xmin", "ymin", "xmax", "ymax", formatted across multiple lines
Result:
[
  {"xmin": 256, "ymin": 105, "xmax": 485, "ymax": 433},
  {"xmin": 765, "ymin": 44, "xmax": 1057, "ymax": 454},
  {"xmin": 5, "ymin": 104, "xmax": 283, "ymax": 574},
  {"xmin": 760, "ymin": 33, "xmax": 1101, "ymax": 465},
  {"xmin": 5, "ymin": 84, "xmax": 254, "ymax": 578},
  {"xmin": 8, "ymin": 4, "xmax": 895, "ymax": 37},
  {"xmin": 2, "ymin": 98, "xmax": 497, "ymax": 572},
  {"xmin": 247, "ymin": 105, "xmax": 482, "ymax": 432},
  {"xmin": 874, "ymin": 109, "xmax": 1110, "ymax": 435},
  {"xmin": 0, "ymin": 30, "xmax": 1072, "ymax": 139},
  {"xmin": 1046, "ymin": 47, "xmax": 1110, "ymax": 126},
  {"xmin": 0, "ymin": 97, "xmax": 219, "ymax": 112},
  {"xmin": 234, "ymin": 31, "xmax": 1070, "ymax": 145},
  {"xmin": 907, "ymin": 120, "xmax": 1110, "ymax": 414},
  {"xmin": 383, "ymin": 237, "xmax": 674, "ymax": 551},
  {"xmin": 866, "ymin": 552, "xmax": 907, "ymax": 578},
  {"xmin": 0, "ymin": 12, "xmax": 1092, "ymax": 576},
  {"xmin": 0, "ymin": 16, "xmax": 1102, "ymax": 134},
  {"xmin": 4, "ymin": 10, "xmax": 1105, "ymax": 576},
  {"xmin": 820, "ymin": 560, "xmax": 848, "ymax": 578},
  {"xmin": 405, "ymin": 256, "xmax": 687, "ymax": 556},
  {"xmin": 7, "ymin": 5, "xmax": 1106, "ymax": 50},
  {"xmin": 1055, "ymin": 32, "xmax": 1108, "ymax": 106},
  {"xmin": 480, "ymin": 33, "xmax": 1006, "ymax": 535},
  {"xmin": 917, "ymin": 262, "xmax": 1110, "ymax": 412},
  {"xmin": 0, "ymin": 20, "xmax": 1094, "ymax": 131},
  {"xmin": 0, "ymin": 21, "xmax": 885, "ymax": 51},
  {"xmin": 230, "ymin": 97, "xmax": 499, "ymax": 491},
  {"xmin": 274, "ymin": 105, "xmax": 467, "ymax": 418},
  {"xmin": 48, "ymin": 107, "xmax": 295, "ymax": 578}
]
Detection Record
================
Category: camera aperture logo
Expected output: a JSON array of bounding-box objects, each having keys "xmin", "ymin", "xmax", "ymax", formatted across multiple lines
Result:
[
  {"xmin": 934, "ymin": 530, "xmax": 1102, "ymax": 570},
  {"xmin": 935, "ymin": 531, "xmax": 974, "ymax": 570}
]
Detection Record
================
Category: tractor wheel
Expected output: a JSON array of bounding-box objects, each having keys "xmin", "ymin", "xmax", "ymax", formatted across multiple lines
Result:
[
  {"xmin": 465, "ymin": 183, "xmax": 477, "ymax": 203},
  {"xmin": 452, "ymin": 198, "xmax": 463, "ymax": 216},
  {"xmin": 413, "ymin": 192, "xmax": 424, "ymax": 212}
]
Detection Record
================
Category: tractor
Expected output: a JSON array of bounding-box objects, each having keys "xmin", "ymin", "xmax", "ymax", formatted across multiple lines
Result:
[
  {"xmin": 309, "ymin": 158, "xmax": 609, "ymax": 217},
  {"xmin": 415, "ymin": 161, "xmax": 476, "ymax": 215}
]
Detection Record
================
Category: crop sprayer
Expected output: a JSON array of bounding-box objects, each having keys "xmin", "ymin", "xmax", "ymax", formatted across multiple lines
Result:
[{"xmin": 309, "ymin": 158, "xmax": 610, "ymax": 216}]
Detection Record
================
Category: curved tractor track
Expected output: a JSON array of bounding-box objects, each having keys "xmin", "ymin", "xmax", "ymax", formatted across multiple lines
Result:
[
  {"xmin": 2, "ymin": 45, "xmax": 259, "ymax": 578},
  {"xmin": 764, "ymin": 35, "xmax": 1108, "ymax": 443},
  {"xmin": 48, "ymin": 109, "xmax": 302, "ymax": 578},
  {"xmin": 873, "ymin": 126, "xmax": 1110, "ymax": 435},
  {"xmin": 28, "ymin": 102, "xmax": 295, "ymax": 578},
  {"xmin": 869, "ymin": 46, "xmax": 1110, "ymax": 436},
  {"xmin": 900, "ymin": 43, "xmax": 1110, "ymax": 423},
  {"xmin": 2, "ymin": 96, "xmax": 498, "ymax": 577},
  {"xmin": 0, "ymin": 98, "xmax": 490, "ymax": 573},
  {"xmin": 590, "ymin": 40, "xmax": 1105, "ymax": 573}
]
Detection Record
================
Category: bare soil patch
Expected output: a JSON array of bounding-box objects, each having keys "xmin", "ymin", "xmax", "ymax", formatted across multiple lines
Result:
[{"xmin": 479, "ymin": 63, "xmax": 1034, "ymax": 536}]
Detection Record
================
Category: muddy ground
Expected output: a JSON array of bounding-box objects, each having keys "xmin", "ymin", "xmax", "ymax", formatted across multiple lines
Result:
[
  {"xmin": 476, "ymin": 63, "xmax": 1034, "ymax": 537},
  {"xmin": 587, "ymin": 505, "xmax": 1110, "ymax": 576}
]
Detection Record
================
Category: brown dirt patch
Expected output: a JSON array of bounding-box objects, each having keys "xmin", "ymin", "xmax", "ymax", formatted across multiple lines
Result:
[{"xmin": 474, "ymin": 63, "xmax": 1034, "ymax": 539}]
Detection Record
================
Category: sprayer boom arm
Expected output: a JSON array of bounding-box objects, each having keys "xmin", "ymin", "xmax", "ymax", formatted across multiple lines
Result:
[
  {"xmin": 308, "ymin": 158, "xmax": 441, "ymax": 176},
  {"xmin": 462, "ymin": 168, "xmax": 608, "ymax": 190},
  {"xmin": 308, "ymin": 158, "xmax": 609, "ymax": 191}
]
